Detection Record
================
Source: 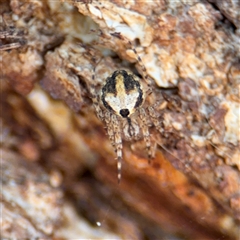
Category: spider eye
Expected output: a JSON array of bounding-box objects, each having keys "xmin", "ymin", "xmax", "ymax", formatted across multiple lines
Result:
[{"xmin": 120, "ymin": 109, "xmax": 130, "ymax": 118}]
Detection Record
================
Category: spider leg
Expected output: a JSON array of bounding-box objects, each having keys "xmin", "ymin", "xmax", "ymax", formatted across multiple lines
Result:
[
  {"xmin": 92, "ymin": 92, "xmax": 104, "ymax": 121},
  {"xmin": 110, "ymin": 32, "xmax": 152, "ymax": 90},
  {"xmin": 111, "ymin": 114, "xmax": 123, "ymax": 183},
  {"xmin": 89, "ymin": 63, "xmax": 104, "ymax": 121},
  {"xmin": 138, "ymin": 108, "xmax": 155, "ymax": 162},
  {"xmin": 148, "ymin": 105, "xmax": 162, "ymax": 133},
  {"xmin": 104, "ymin": 112, "xmax": 115, "ymax": 147}
]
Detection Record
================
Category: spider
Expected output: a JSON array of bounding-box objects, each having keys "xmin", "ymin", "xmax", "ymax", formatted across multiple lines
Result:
[{"xmin": 90, "ymin": 32, "xmax": 160, "ymax": 183}]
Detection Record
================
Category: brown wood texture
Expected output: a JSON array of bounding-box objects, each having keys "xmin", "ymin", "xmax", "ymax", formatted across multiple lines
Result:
[{"xmin": 1, "ymin": 0, "xmax": 240, "ymax": 239}]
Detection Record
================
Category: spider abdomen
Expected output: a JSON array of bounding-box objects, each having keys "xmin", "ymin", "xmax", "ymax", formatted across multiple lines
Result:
[{"xmin": 101, "ymin": 70, "xmax": 144, "ymax": 117}]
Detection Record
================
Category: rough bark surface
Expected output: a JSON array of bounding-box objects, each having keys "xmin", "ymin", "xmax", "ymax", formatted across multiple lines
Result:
[{"xmin": 1, "ymin": 0, "xmax": 240, "ymax": 239}]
